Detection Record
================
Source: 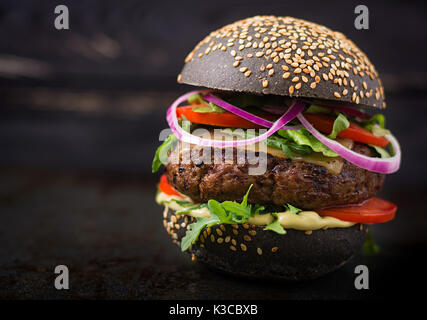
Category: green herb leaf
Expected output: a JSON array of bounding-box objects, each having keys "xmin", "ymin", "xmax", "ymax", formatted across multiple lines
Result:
[
  {"xmin": 327, "ymin": 113, "xmax": 350, "ymax": 139},
  {"xmin": 181, "ymin": 184, "xmax": 260, "ymax": 251},
  {"xmin": 187, "ymin": 93, "xmax": 205, "ymax": 105},
  {"xmin": 281, "ymin": 143, "xmax": 295, "ymax": 160},
  {"xmin": 152, "ymin": 134, "xmax": 177, "ymax": 172},
  {"xmin": 362, "ymin": 229, "xmax": 380, "ymax": 255},
  {"xmin": 264, "ymin": 213, "xmax": 286, "ymax": 234},
  {"xmin": 192, "ymin": 102, "xmax": 225, "ymax": 113},
  {"xmin": 284, "ymin": 204, "xmax": 302, "ymax": 214},
  {"xmin": 181, "ymin": 215, "xmax": 220, "ymax": 251}
]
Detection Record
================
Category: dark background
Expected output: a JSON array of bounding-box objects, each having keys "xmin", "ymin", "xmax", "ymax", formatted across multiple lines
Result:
[{"xmin": 0, "ymin": 0, "xmax": 426, "ymax": 300}]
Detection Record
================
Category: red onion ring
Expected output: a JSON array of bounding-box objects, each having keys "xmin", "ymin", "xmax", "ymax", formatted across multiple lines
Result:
[
  {"xmin": 204, "ymin": 94, "xmax": 301, "ymax": 130},
  {"xmin": 297, "ymin": 113, "xmax": 401, "ymax": 174},
  {"xmin": 166, "ymin": 91, "xmax": 305, "ymax": 147}
]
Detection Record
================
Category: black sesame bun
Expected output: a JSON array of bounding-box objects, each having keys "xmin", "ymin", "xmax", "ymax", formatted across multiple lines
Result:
[
  {"xmin": 178, "ymin": 16, "xmax": 385, "ymax": 109},
  {"xmin": 164, "ymin": 207, "xmax": 368, "ymax": 281}
]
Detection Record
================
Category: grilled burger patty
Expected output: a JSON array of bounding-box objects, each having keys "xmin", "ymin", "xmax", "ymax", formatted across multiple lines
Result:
[{"xmin": 165, "ymin": 143, "xmax": 385, "ymax": 210}]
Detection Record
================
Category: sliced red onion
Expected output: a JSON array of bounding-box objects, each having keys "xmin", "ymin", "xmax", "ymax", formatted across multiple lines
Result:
[
  {"xmin": 297, "ymin": 113, "xmax": 401, "ymax": 174},
  {"xmin": 204, "ymin": 93, "xmax": 300, "ymax": 130},
  {"xmin": 166, "ymin": 92, "xmax": 305, "ymax": 147}
]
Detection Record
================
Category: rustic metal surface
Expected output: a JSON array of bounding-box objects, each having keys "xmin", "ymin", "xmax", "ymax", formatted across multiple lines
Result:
[{"xmin": 1, "ymin": 0, "xmax": 426, "ymax": 300}]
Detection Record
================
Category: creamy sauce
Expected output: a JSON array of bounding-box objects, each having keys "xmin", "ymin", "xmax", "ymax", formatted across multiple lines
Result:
[{"xmin": 156, "ymin": 191, "xmax": 355, "ymax": 230}]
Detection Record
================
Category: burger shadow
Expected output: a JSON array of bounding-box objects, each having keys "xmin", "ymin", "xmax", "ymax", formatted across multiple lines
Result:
[{"xmin": 186, "ymin": 252, "xmax": 372, "ymax": 300}]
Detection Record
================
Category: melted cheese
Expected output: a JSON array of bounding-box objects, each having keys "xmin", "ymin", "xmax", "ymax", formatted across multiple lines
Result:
[{"xmin": 156, "ymin": 191, "xmax": 355, "ymax": 230}]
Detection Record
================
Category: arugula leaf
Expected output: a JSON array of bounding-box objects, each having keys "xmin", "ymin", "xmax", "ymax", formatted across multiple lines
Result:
[
  {"xmin": 187, "ymin": 93, "xmax": 205, "ymax": 105},
  {"xmin": 284, "ymin": 204, "xmax": 302, "ymax": 214},
  {"xmin": 328, "ymin": 113, "xmax": 350, "ymax": 139},
  {"xmin": 192, "ymin": 102, "xmax": 225, "ymax": 113},
  {"xmin": 278, "ymin": 128, "xmax": 338, "ymax": 157},
  {"xmin": 180, "ymin": 115, "xmax": 191, "ymax": 132},
  {"xmin": 181, "ymin": 215, "xmax": 220, "ymax": 251},
  {"xmin": 264, "ymin": 213, "xmax": 286, "ymax": 234},
  {"xmin": 181, "ymin": 184, "xmax": 259, "ymax": 251},
  {"xmin": 362, "ymin": 229, "xmax": 380, "ymax": 255},
  {"xmin": 240, "ymin": 184, "xmax": 252, "ymax": 207},
  {"xmin": 152, "ymin": 134, "xmax": 177, "ymax": 172},
  {"xmin": 281, "ymin": 143, "xmax": 295, "ymax": 160}
]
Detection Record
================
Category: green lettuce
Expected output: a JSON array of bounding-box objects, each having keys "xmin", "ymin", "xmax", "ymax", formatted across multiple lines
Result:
[
  {"xmin": 328, "ymin": 113, "xmax": 350, "ymax": 139},
  {"xmin": 264, "ymin": 213, "xmax": 286, "ymax": 234},
  {"xmin": 152, "ymin": 134, "xmax": 177, "ymax": 173},
  {"xmin": 277, "ymin": 128, "xmax": 338, "ymax": 157}
]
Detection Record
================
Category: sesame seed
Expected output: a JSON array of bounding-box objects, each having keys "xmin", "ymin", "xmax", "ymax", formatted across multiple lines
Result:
[
  {"xmin": 268, "ymin": 69, "xmax": 274, "ymax": 76},
  {"xmin": 305, "ymin": 230, "xmax": 313, "ymax": 235},
  {"xmin": 225, "ymin": 236, "xmax": 231, "ymax": 243},
  {"xmin": 310, "ymin": 82, "xmax": 316, "ymax": 89},
  {"xmin": 271, "ymin": 247, "xmax": 279, "ymax": 253},
  {"xmin": 282, "ymin": 72, "xmax": 290, "ymax": 79},
  {"xmin": 231, "ymin": 239, "xmax": 237, "ymax": 246},
  {"xmin": 216, "ymin": 228, "xmax": 223, "ymax": 236},
  {"xmin": 257, "ymin": 248, "xmax": 263, "ymax": 255},
  {"xmin": 363, "ymin": 81, "xmax": 368, "ymax": 90},
  {"xmin": 232, "ymin": 229, "xmax": 238, "ymax": 236},
  {"xmin": 334, "ymin": 92, "xmax": 341, "ymax": 98},
  {"xmin": 291, "ymin": 76, "xmax": 299, "ymax": 82},
  {"xmin": 256, "ymin": 51, "xmax": 264, "ymax": 57},
  {"xmin": 245, "ymin": 70, "xmax": 252, "ymax": 77},
  {"xmin": 233, "ymin": 61, "xmax": 240, "ymax": 67},
  {"xmin": 210, "ymin": 234, "xmax": 215, "ymax": 242},
  {"xmin": 217, "ymin": 237, "xmax": 224, "ymax": 244},
  {"xmin": 262, "ymin": 80, "xmax": 269, "ymax": 88},
  {"xmin": 243, "ymin": 235, "xmax": 252, "ymax": 242},
  {"xmin": 249, "ymin": 230, "xmax": 257, "ymax": 236},
  {"xmin": 240, "ymin": 243, "xmax": 247, "ymax": 251},
  {"xmin": 295, "ymin": 82, "xmax": 302, "ymax": 90},
  {"xmin": 289, "ymin": 85, "xmax": 294, "ymax": 94},
  {"xmin": 177, "ymin": 74, "xmax": 182, "ymax": 83},
  {"xmin": 230, "ymin": 245, "xmax": 236, "ymax": 251},
  {"xmin": 239, "ymin": 67, "xmax": 248, "ymax": 72}
]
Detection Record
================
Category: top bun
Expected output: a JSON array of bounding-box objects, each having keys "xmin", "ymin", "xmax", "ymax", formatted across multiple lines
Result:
[{"xmin": 178, "ymin": 16, "xmax": 385, "ymax": 109}]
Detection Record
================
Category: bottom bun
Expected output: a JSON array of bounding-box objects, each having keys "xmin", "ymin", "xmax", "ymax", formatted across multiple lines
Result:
[{"xmin": 163, "ymin": 207, "xmax": 368, "ymax": 281}]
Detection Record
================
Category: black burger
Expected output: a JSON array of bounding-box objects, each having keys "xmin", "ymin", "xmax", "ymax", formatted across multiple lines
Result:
[{"xmin": 152, "ymin": 16, "xmax": 401, "ymax": 281}]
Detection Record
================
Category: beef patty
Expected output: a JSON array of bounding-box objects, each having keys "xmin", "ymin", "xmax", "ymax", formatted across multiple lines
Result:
[{"xmin": 165, "ymin": 143, "xmax": 385, "ymax": 210}]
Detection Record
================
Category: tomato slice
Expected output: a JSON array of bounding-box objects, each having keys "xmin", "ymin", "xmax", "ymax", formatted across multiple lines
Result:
[
  {"xmin": 316, "ymin": 198, "xmax": 397, "ymax": 223},
  {"xmin": 158, "ymin": 174, "xmax": 183, "ymax": 197},
  {"xmin": 303, "ymin": 114, "xmax": 389, "ymax": 148},
  {"xmin": 176, "ymin": 105, "xmax": 278, "ymax": 129}
]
